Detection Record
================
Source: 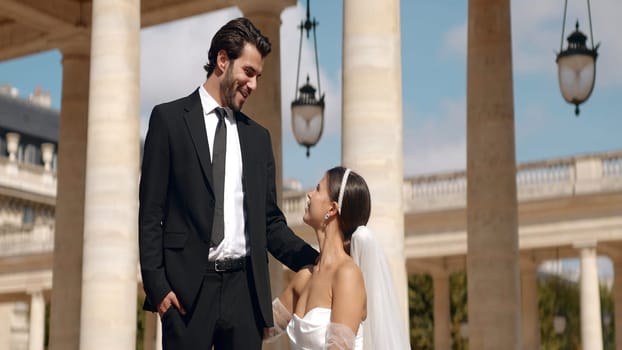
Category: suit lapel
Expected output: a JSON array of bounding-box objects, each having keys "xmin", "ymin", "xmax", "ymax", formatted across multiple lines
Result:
[
  {"xmin": 235, "ymin": 112, "xmax": 253, "ymax": 194},
  {"xmin": 183, "ymin": 89, "xmax": 214, "ymax": 192}
]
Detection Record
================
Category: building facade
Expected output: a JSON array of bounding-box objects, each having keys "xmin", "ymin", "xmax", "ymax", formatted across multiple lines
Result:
[{"xmin": 0, "ymin": 86, "xmax": 57, "ymax": 350}]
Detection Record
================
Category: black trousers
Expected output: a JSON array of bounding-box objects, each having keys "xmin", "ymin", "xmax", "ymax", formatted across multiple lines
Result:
[{"xmin": 161, "ymin": 268, "xmax": 263, "ymax": 349}]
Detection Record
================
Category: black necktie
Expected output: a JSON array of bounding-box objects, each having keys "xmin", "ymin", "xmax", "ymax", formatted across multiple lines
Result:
[{"xmin": 210, "ymin": 107, "xmax": 227, "ymax": 246}]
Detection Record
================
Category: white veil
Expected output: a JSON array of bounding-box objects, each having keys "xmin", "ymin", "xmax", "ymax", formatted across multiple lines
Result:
[{"xmin": 350, "ymin": 225, "xmax": 411, "ymax": 350}]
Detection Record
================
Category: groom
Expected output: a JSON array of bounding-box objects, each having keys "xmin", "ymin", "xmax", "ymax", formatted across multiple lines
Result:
[{"xmin": 139, "ymin": 17, "xmax": 318, "ymax": 349}]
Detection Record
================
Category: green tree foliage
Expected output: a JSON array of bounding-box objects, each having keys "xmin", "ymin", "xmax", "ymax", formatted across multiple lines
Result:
[
  {"xmin": 409, "ymin": 271, "xmax": 469, "ymax": 349},
  {"xmin": 538, "ymin": 275, "xmax": 581, "ymax": 349},
  {"xmin": 450, "ymin": 271, "xmax": 468, "ymax": 350},
  {"xmin": 600, "ymin": 283, "xmax": 615, "ymax": 350},
  {"xmin": 410, "ymin": 271, "xmax": 614, "ymax": 349},
  {"xmin": 409, "ymin": 274, "xmax": 434, "ymax": 349}
]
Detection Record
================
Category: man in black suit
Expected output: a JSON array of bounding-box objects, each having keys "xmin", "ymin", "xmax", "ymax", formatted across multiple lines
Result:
[{"xmin": 139, "ymin": 17, "xmax": 318, "ymax": 349}]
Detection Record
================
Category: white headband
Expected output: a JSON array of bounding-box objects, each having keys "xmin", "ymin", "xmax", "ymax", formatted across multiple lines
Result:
[{"xmin": 337, "ymin": 168, "xmax": 351, "ymax": 215}]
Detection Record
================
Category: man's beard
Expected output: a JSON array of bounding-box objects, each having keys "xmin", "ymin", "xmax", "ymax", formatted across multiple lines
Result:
[{"xmin": 220, "ymin": 64, "xmax": 242, "ymax": 111}]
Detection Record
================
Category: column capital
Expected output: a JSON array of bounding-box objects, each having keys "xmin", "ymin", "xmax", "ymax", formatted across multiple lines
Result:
[
  {"xmin": 520, "ymin": 254, "xmax": 542, "ymax": 272},
  {"xmin": 26, "ymin": 288, "xmax": 44, "ymax": 297},
  {"xmin": 55, "ymin": 30, "xmax": 91, "ymax": 58},
  {"xmin": 573, "ymin": 240, "xmax": 598, "ymax": 250},
  {"xmin": 236, "ymin": 0, "xmax": 295, "ymax": 17}
]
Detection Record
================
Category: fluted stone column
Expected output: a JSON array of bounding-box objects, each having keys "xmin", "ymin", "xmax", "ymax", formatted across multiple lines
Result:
[
  {"xmin": 28, "ymin": 290, "xmax": 45, "ymax": 350},
  {"xmin": 237, "ymin": 2, "xmax": 293, "ymax": 349},
  {"xmin": 576, "ymin": 242, "xmax": 603, "ymax": 350},
  {"xmin": 614, "ymin": 258, "xmax": 622, "ymax": 350},
  {"xmin": 49, "ymin": 36, "xmax": 90, "ymax": 350},
  {"xmin": 79, "ymin": 1, "xmax": 140, "ymax": 349},
  {"xmin": 521, "ymin": 261, "xmax": 540, "ymax": 350},
  {"xmin": 433, "ymin": 271, "xmax": 451, "ymax": 350},
  {"xmin": 342, "ymin": 0, "xmax": 408, "ymax": 323},
  {"xmin": 466, "ymin": 0, "xmax": 521, "ymax": 348}
]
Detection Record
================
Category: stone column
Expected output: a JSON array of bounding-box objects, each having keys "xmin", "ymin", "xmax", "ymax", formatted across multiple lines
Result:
[
  {"xmin": 28, "ymin": 290, "xmax": 45, "ymax": 350},
  {"xmin": 614, "ymin": 258, "xmax": 622, "ymax": 350},
  {"xmin": 575, "ymin": 242, "xmax": 603, "ymax": 350},
  {"xmin": 433, "ymin": 271, "xmax": 451, "ymax": 350},
  {"xmin": 48, "ymin": 36, "xmax": 90, "ymax": 350},
  {"xmin": 520, "ymin": 260, "xmax": 540, "ymax": 350},
  {"xmin": 342, "ymin": 0, "xmax": 408, "ymax": 322},
  {"xmin": 466, "ymin": 0, "xmax": 521, "ymax": 348},
  {"xmin": 79, "ymin": 1, "xmax": 140, "ymax": 349},
  {"xmin": 237, "ymin": 2, "xmax": 294, "ymax": 349},
  {"xmin": 143, "ymin": 311, "xmax": 159, "ymax": 350}
]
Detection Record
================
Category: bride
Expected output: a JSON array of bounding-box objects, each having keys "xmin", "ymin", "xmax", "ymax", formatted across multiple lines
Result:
[{"xmin": 264, "ymin": 167, "xmax": 410, "ymax": 350}]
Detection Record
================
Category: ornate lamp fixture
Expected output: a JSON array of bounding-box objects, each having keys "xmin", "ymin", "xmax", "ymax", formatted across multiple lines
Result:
[
  {"xmin": 291, "ymin": 0, "xmax": 324, "ymax": 157},
  {"xmin": 555, "ymin": 0, "xmax": 599, "ymax": 116}
]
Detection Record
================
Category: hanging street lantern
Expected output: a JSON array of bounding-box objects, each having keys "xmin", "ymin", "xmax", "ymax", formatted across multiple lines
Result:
[
  {"xmin": 292, "ymin": 75, "xmax": 324, "ymax": 157},
  {"xmin": 291, "ymin": 0, "xmax": 325, "ymax": 157},
  {"xmin": 555, "ymin": 0, "xmax": 599, "ymax": 116}
]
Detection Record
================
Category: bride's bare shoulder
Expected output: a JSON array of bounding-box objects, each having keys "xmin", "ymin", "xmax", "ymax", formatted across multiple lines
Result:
[
  {"xmin": 333, "ymin": 259, "xmax": 364, "ymax": 289},
  {"xmin": 330, "ymin": 259, "xmax": 366, "ymax": 326}
]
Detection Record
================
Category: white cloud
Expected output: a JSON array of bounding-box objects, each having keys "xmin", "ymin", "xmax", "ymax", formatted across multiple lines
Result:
[
  {"xmin": 403, "ymin": 98, "xmax": 466, "ymax": 176},
  {"xmin": 440, "ymin": 22, "xmax": 466, "ymax": 59}
]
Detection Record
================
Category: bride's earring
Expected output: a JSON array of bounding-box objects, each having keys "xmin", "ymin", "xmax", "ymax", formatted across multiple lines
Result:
[{"xmin": 324, "ymin": 213, "xmax": 330, "ymax": 220}]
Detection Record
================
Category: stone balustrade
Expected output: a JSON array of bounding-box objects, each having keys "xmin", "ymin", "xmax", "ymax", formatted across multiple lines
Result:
[
  {"xmin": 0, "ymin": 156, "xmax": 57, "ymax": 199},
  {"xmin": 0, "ymin": 154, "xmax": 56, "ymax": 257},
  {"xmin": 284, "ymin": 151, "xmax": 622, "ymax": 218}
]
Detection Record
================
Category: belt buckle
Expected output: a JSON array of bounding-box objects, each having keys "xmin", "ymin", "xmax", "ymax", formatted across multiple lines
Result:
[{"xmin": 215, "ymin": 260, "xmax": 226, "ymax": 272}]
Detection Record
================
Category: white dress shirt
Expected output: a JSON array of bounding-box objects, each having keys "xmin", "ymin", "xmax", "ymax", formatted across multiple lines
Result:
[{"xmin": 198, "ymin": 85, "xmax": 247, "ymax": 260}]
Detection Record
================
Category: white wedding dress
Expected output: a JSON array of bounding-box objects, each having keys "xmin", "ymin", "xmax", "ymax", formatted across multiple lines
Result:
[{"xmin": 286, "ymin": 307, "xmax": 364, "ymax": 350}]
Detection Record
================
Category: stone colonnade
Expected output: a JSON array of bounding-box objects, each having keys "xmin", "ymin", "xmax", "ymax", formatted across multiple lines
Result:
[{"xmin": 425, "ymin": 244, "xmax": 612, "ymax": 350}]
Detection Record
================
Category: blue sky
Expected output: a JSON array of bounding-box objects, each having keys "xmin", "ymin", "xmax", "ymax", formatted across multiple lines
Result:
[{"xmin": 1, "ymin": 0, "xmax": 621, "ymax": 190}]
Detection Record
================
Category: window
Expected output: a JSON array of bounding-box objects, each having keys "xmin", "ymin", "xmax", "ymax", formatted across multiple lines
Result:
[
  {"xmin": 22, "ymin": 206, "xmax": 35, "ymax": 226},
  {"xmin": 0, "ymin": 136, "xmax": 6, "ymax": 157},
  {"xmin": 24, "ymin": 144, "xmax": 40, "ymax": 165}
]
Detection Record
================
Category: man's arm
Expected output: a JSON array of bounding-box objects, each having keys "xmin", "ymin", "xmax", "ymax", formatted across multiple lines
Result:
[
  {"xmin": 139, "ymin": 106, "xmax": 172, "ymax": 310},
  {"xmin": 262, "ymin": 130, "xmax": 319, "ymax": 270}
]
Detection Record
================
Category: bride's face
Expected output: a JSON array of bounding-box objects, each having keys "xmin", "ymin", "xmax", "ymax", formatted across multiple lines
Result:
[{"xmin": 303, "ymin": 175, "xmax": 334, "ymax": 229}]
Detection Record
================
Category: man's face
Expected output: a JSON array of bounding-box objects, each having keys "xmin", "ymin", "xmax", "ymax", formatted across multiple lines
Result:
[{"xmin": 220, "ymin": 43, "xmax": 264, "ymax": 111}]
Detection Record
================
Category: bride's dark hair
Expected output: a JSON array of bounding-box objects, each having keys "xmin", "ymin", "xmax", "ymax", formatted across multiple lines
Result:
[{"xmin": 325, "ymin": 166, "xmax": 371, "ymax": 254}]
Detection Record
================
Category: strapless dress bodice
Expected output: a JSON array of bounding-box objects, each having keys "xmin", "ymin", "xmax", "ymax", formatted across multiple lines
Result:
[{"xmin": 286, "ymin": 307, "xmax": 363, "ymax": 350}]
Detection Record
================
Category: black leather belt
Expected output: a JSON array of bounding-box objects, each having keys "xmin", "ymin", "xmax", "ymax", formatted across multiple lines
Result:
[{"xmin": 206, "ymin": 257, "xmax": 247, "ymax": 272}]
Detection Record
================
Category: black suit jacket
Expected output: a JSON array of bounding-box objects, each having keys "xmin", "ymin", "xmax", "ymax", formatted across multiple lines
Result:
[{"xmin": 138, "ymin": 89, "xmax": 318, "ymax": 326}]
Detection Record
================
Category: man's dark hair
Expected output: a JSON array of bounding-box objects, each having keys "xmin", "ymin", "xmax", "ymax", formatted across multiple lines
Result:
[
  {"xmin": 326, "ymin": 166, "xmax": 371, "ymax": 255},
  {"xmin": 203, "ymin": 17, "xmax": 271, "ymax": 78}
]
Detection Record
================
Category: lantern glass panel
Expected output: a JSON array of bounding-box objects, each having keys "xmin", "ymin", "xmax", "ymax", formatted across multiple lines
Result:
[
  {"xmin": 292, "ymin": 104, "xmax": 323, "ymax": 145},
  {"xmin": 557, "ymin": 53, "xmax": 595, "ymax": 103}
]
